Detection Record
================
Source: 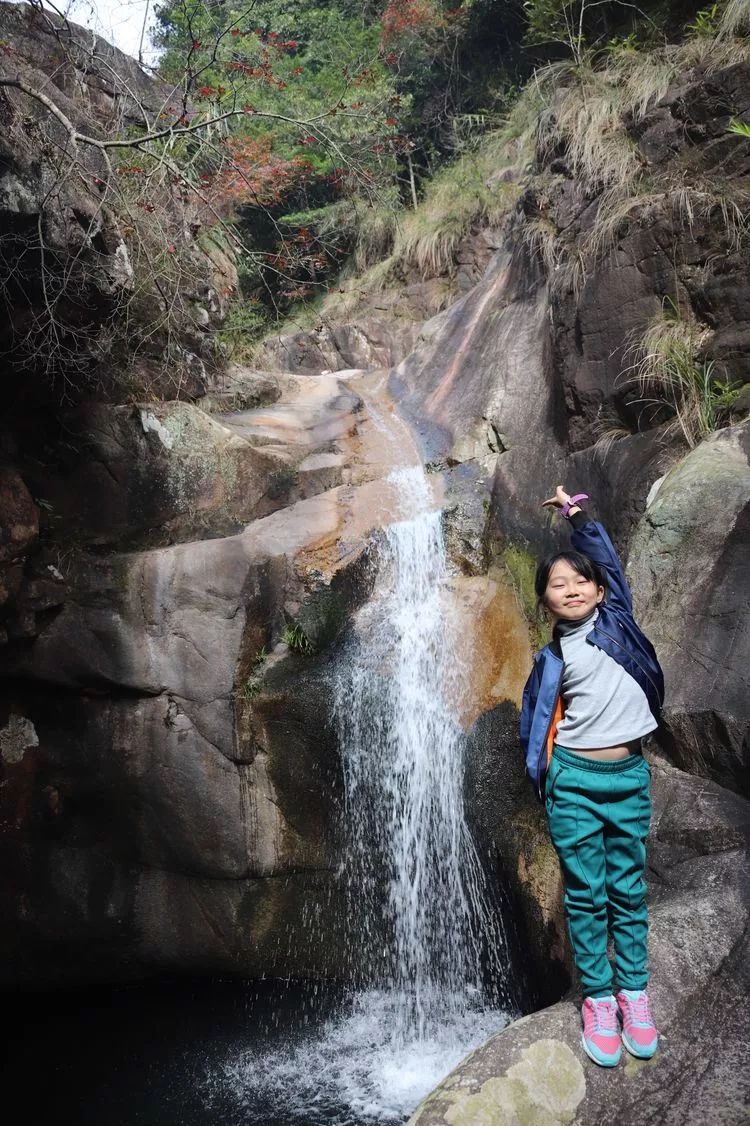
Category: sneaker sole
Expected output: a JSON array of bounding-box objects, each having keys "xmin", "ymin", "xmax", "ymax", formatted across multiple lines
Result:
[
  {"xmin": 621, "ymin": 1030, "xmax": 658, "ymax": 1059},
  {"xmin": 580, "ymin": 1031, "xmax": 621, "ymax": 1067}
]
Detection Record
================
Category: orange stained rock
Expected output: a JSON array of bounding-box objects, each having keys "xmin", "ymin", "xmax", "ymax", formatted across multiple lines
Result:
[{"xmin": 446, "ymin": 567, "xmax": 532, "ymax": 730}]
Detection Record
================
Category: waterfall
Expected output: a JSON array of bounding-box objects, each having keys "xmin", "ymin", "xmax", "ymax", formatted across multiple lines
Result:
[
  {"xmin": 335, "ymin": 464, "xmax": 513, "ymax": 1043},
  {"xmin": 202, "ymin": 463, "xmax": 515, "ymax": 1125}
]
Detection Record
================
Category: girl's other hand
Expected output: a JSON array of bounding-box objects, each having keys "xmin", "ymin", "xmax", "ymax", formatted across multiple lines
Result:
[{"xmin": 542, "ymin": 486, "xmax": 571, "ymax": 510}]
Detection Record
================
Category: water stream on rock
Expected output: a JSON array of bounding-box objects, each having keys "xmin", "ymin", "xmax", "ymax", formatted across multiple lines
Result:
[
  {"xmin": 200, "ymin": 463, "xmax": 516, "ymax": 1124},
  {"xmin": 334, "ymin": 464, "xmax": 513, "ymax": 1037}
]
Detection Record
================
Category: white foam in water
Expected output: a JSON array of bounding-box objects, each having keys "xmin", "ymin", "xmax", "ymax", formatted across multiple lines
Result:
[
  {"xmin": 205, "ymin": 988, "xmax": 510, "ymax": 1125},
  {"xmin": 204, "ymin": 464, "xmax": 516, "ymax": 1123}
]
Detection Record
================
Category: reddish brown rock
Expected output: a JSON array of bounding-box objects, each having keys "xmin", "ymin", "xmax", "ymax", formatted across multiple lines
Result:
[{"xmin": 0, "ymin": 467, "xmax": 38, "ymax": 564}]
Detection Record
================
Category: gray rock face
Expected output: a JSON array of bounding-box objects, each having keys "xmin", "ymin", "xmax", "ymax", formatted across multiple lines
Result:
[
  {"xmin": 0, "ymin": 488, "xmax": 372, "ymax": 985},
  {"xmin": 628, "ymin": 420, "xmax": 750, "ymax": 797},
  {"xmin": 255, "ymin": 233, "xmax": 500, "ymax": 376},
  {"xmin": 410, "ymin": 756, "xmax": 750, "ymax": 1126},
  {"xmin": 543, "ymin": 62, "xmax": 750, "ymax": 450},
  {"xmin": 23, "ymin": 371, "xmax": 363, "ymax": 550}
]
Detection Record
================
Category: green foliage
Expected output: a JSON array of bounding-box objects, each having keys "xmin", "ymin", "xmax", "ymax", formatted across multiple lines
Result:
[
  {"xmin": 282, "ymin": 621, "xmax": 313, "ymax": 653},
  {"xmin": 217, "ymin": 300, "xmax": 274, "ymax": 359},
  {"xmin": 728, "ymin": 118, "xmax": 750, "ymax": 137},
  {"xmin": 154, "ymin": 0, "xmax": 402, "ymax": 178},
  {"xmin": 686, "ymin": 3, "xmax": 721, "ymax": 36}
]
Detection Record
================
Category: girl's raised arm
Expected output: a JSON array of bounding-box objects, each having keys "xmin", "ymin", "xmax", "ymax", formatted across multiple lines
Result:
[{"xmin": 542, "ymin": 485, "xmax": 633, "ymax": 615}]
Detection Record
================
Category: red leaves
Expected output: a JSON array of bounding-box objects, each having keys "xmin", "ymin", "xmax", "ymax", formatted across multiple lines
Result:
[
  {"xmin": 299, "ymin": 135, "xmax": 317, "ymax": 145},
  {"xmin": 198, "ymin": 85, "xmax": 215, "ymax": 97},
  {"xmin": 385, "ymin": 116, "xmax": 397, "ymax": 127},
  {"xmin": 381, "ymin": 0, "xmax": 447, "ymax": 42},
  {"xmin": 203, "ymin": 134, "xmax": 311, "ymax": 212},
  {"xmin": 116, "ymin": 165, "xmax": 145, "ymax": 174},
  {"xmin": 242, "ymin": 104, "xmax": 256, "ymax": 114},
  {"xmin": 227, "ymin": 57, "xmax": 286, "ymax": 87},
  {"xmin": 191, "ymin": 39, "xmax": 201, "ymax": 49}
]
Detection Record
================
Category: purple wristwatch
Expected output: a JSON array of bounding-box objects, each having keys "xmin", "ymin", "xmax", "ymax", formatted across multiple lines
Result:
[{"xmin": 561, "ymin": 493, "xmax": 588, "ymax": 519}]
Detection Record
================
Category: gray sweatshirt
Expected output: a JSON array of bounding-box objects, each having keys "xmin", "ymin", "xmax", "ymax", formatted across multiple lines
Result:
[{"xmin": 554, "ymin": 608, "xmax": 657, "ymax": 750}]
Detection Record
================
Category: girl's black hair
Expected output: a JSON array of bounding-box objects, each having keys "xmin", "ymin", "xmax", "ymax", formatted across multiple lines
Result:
[{"xmin": 534, "ymin": 550, "xmax": 607, "ymax": 608}]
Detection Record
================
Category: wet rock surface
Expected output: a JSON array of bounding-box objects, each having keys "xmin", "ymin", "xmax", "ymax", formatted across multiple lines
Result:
[{"xmin": 0, "ymin": 393, "xmax": 385, "ymax": 984}]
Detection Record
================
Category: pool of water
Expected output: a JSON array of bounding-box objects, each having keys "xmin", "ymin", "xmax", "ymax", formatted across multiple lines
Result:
[{"xmin": 4, "ymin": 978, "xmax": 513, "ymax": 1125}]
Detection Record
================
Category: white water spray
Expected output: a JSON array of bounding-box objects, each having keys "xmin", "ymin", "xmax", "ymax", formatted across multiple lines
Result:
[{"xmin": 335, "ymin": 465, "xmax": 512, "ymax": 1044}]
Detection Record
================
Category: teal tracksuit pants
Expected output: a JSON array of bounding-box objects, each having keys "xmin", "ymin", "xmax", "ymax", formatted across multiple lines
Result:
[{"xmin": 546, "ymin": 745, "xmax": 652, "ymax": 998}]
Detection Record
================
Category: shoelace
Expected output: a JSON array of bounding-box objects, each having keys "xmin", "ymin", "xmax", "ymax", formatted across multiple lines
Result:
[
  {"xmin": 624, "ymin": 992, "xmax": 653, "ymax": 1026},
  {"xmin": 587, "ymin": 1000, "xmax": 618, "ymax": 1033}
]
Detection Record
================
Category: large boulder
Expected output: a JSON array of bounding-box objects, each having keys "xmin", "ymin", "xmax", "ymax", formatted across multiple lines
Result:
[
  {"xmin": 410, "ymin": 757, "xmax": 750, "ymax": 1125},
  {"xmin": 0, "ymin": 486, "xmax": 374, "ymax": 986},
  {"xmin": 627, "ymin": 420, "xmax": 750, "ymax": 797}
]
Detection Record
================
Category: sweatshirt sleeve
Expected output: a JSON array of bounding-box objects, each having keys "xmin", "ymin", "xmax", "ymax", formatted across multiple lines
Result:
[{"xmin": 567, "ymin": 511, "xmax": 633, "ymax": 614}]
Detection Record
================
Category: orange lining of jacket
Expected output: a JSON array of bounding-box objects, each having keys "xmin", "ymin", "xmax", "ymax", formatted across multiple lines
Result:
[{"xmin": 546, "ymin": 693, "xmax": 565, "ymax": 769}]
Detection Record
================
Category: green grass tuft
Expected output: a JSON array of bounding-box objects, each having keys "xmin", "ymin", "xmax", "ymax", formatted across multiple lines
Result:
[{"xmin": 282, "ymin": 622, "xmax": 313, "ymax": 654}]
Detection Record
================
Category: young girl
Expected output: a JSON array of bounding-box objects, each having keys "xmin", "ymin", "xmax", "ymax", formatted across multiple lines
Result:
[{"xmin": 519, "ymin": 485, "xmax": 664, "ymax": 1068}]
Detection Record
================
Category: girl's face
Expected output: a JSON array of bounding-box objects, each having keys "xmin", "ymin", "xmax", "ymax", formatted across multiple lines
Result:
[{"xmin": 544, "ymin": 559, "xmax": 604, "ymax": 622}]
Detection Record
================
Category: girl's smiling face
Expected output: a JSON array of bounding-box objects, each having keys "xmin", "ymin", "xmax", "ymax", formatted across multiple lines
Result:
[{"xmin": 544, "ymin": 559, "xmax": 605, "ymax": 622}]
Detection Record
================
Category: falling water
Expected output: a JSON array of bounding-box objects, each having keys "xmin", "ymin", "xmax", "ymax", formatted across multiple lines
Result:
[
  {"xmin": 334, "ymin": 466, "xmax": 513, "ymax": 1044},
  {"xmin": 199, "ymin": 463, "xmax": 515, "ymax": 1125}
]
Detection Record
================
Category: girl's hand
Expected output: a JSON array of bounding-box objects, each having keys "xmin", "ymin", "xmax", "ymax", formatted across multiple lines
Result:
[{"xmin": 542, "ymin": 486, "xmax": 571, "ymax": 510}]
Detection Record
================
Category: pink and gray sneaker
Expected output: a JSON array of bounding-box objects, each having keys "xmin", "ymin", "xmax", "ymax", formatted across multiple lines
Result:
[
  {"xmin": 581, "ymin": 996, "xmax": 622, "ymax": 1067},
  {"xmin": 616, "ymin": 989, "xmax": 659, "ymax": 1058}
]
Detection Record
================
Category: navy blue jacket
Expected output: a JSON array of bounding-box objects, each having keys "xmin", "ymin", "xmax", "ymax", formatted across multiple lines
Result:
[{"xmin": 519, "ymin": 512, "xmax": 664, "ymax": 799}]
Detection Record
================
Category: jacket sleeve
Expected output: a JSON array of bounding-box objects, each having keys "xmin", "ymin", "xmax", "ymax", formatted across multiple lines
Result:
[
  {"xmin": 519, "ymin": 659, "xmax": 539, "ymax": 755},
  {"xmin": 568, "ymin": 511, "xmax": 633, "ymax": 614}
]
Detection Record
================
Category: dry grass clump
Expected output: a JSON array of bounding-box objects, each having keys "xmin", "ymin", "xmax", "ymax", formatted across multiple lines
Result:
[
  {"xmin": 393, "ymin": 138, "xmax": 522, "ymax": 277},
  {"xmin": 717, "ymin": 0, "xmax": 750, "ymax": 37},
  {"xmin": 537, "ymin": 66, "xmax": 638, "ymax": 191},
  {"xmin": 343, "ymin": 199, "xmax": 399, "ymax": 275},
  {"xmin": 623, "ymin": 300, "xmax": 742, "ymax": 447},
  {"xmin": 522, "ymin": 215, "xmax": 561, "ymax": 274}
]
